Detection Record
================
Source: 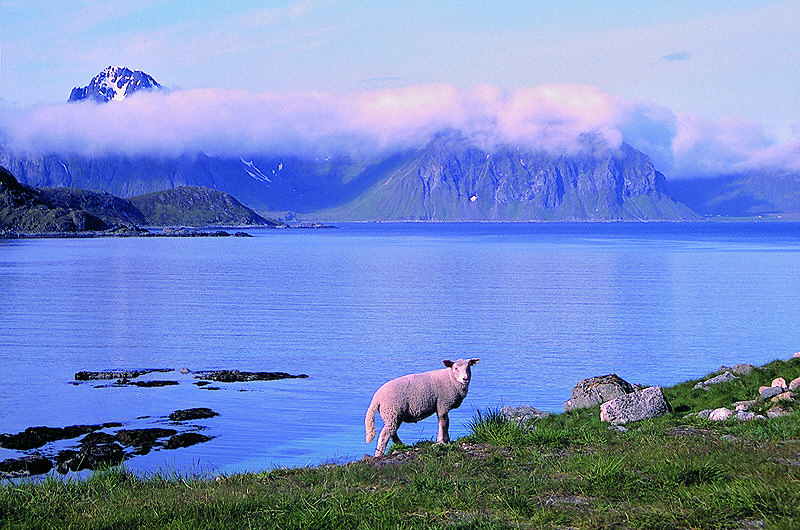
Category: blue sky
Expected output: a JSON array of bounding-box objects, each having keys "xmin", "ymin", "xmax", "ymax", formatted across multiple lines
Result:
[{"xmin": 1, "ymin": 1, "xmax": 799, "ymax": 176}]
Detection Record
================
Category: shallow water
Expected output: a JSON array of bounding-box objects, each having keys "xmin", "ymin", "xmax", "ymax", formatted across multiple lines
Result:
[{"xmin": 1, "ymin": 222, "xmax": 799, "ymax": 475}]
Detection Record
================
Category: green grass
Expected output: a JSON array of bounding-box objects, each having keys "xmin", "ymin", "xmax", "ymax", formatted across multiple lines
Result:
[{"xmin": 3, "ymin": 358, "xmax": 800, "ymax": 529}]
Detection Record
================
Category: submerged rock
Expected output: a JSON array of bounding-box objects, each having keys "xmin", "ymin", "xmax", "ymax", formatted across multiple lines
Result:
[
  {"xmin": 128, "ymin": 380, "xmax": 179, "ymax": 388},
  {"xmin": 169, "ymin": 408, "xmax": 219, "ymax": 422},
  {"xmin": 79, "ymin": 432, "xmax": 117, "ymax": 445},
  {"xmin": 75, "ymin": 368, "xmax": 172, "ymax": 381},
  {"xmin": 0, "ymin": 455, "xmax": 53, "ymax": 477},
  {"xmin": 56, "ymin": 443, "xmax": 125, "ymax": 473},
  {"xmin": 0, "ymin": 424, "xmax": 100, "ymax": 450},
  {"xmin": 115, "ymin": 428, "xmax": 177, "ymax": 449},
  {"xmin": 195, "ymin": 370, "xmax": 309, "ymax": 382},
  {"xmin": 564, "ymin": 374, "xmax": 634, "ymax": 411},
  {"xmin": 164, "ymin": 432, "xmax": 213, "ymax": 449}
]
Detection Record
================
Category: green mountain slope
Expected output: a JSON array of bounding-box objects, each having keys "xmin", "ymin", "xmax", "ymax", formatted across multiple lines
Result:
[{"xmin": 128, "ymin": 186, "xmax": 283, "ymax": 226}]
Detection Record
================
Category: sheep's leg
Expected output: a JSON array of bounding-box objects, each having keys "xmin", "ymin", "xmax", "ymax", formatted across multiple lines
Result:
[
  {"xmin": 437, "ymin": 412, "xmax": 450, "ymax": 444},
  {"xmin": 375, "ymin": 419, "xmax": 398, "ymax": 456},
  {"xmin": 390, "ymin": 433, "xmax": 402, "ymax": 445}
]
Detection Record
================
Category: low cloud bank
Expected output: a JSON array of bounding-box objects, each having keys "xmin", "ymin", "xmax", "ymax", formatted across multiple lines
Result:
[{"xmin": 1, "ymin": 84, "xmax": 797, "ymax": 177}]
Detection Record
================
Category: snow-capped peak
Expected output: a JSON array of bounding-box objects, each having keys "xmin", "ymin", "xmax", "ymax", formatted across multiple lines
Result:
[{"xmin": 68, "ymin": 66, "xmax": 162, "ymax": 103}]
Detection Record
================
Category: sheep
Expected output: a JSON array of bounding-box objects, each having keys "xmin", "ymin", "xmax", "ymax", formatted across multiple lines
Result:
[{"xmin": 365, "ymin": 358, "xmax": 480, "ymax": 456}]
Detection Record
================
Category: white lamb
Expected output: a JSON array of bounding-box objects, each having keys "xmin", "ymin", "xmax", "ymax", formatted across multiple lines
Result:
[{"xmin": 365, "ymin": 358, "xmax": 480, "ymax": 456}]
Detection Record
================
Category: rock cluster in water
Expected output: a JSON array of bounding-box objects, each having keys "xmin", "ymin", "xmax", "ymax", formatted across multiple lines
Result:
[
  {"xmin": 0, "ymin": 366, "xmax": 309, "ymax": 478},
  {"xmin": 0, "ymin": 407, "xmax": 218, "ymax": 478}
]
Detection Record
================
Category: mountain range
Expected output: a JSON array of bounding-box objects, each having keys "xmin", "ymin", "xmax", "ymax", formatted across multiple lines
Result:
[{"xmin": 4, "ymin": 67, "xmax": 798, "ymax": 221}]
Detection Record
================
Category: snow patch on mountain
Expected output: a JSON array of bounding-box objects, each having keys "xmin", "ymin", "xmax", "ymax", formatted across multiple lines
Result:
[{"xmin": 241, "ymin": 158, "xmax": 271, "ymax": 183}]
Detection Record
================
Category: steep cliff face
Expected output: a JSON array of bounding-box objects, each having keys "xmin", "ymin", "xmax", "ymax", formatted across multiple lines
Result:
[{"xmin": 326, "ymin": 138, "xmax": 694, "ymax": 221}]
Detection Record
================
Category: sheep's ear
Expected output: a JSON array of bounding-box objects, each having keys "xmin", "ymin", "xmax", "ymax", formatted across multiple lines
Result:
[
  {"xmin": 469, "ymin": 358, "xmax": 480, "ymax": 365},
  {"xmin": 442, "ymin": 360, "xmax": 454, "ymax": 368}
]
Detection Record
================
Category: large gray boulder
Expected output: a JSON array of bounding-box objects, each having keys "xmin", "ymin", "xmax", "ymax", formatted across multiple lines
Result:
[
  {"xmin": 600, "ymin": 386, "xmax": 671, "ymax": 425},
  {"xmin": 564, "ymin": 374, "xmax": 634, "ymax": 411}
]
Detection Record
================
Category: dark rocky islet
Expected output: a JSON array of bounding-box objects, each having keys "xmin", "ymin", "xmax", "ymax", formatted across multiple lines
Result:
[
  {"xmin": 194, "ymin": 370, "xmax": 309, "ymax": 382},
  {"xmin": 169, "ymin": 408, "xmax": 220, "ymax": 422}
]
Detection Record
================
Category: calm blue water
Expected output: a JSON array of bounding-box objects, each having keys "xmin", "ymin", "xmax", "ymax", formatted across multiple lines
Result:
[{"xmin": 1, "ymin": 222, "xmax": 800, "ymax": 476}]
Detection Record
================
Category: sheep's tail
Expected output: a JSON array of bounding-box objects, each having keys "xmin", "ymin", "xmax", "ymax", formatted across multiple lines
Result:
[{"xmin": 365, "ymin": 395, "xmax": 380, "ymax": 444}]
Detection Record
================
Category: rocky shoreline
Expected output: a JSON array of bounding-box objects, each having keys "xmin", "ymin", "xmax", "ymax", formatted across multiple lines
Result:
[
  {"xmin": 502, "ymin": 353, "xmax": 800, "ymax": 431},
  {"xmin": 0, "ymin": 227, "xmax": 257, "ymax": 239}
]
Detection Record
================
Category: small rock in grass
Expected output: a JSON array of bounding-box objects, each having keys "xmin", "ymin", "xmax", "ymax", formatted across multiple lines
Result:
[
  {"xmin": 771, "ymin": 391, "xmax": 794, "ymax": 403},
  {"xmin": 694, "ymin": 370, "xmax": 738, "ymax": 390},
  {"xmin": 720, "ymin": 434, "xmax": 737, "ymax": 441},
  {"xmin": 731, "ymin": 363, "xmax": 757, "ymax": 375},
  {"xmin": 771, "ymin": 377, "xmax": 788, "ymax": 390},
  {"xmin": 767, "ymin": 406, "xmax": 792, "ymax": 418},
  {"xmin": 734, "ymin": 400, "xmax": 756, "ymax": 411},
  {"xmin": 709, "ymin": 408, "xmax": 732, "ymax": 421},
  {"xmin": 500, "ymin": 406, "xmax": 552, "ymax": 424},
  {"xmin": 759, "ymin": 386, "xmax": 783, "ymax": 399}
]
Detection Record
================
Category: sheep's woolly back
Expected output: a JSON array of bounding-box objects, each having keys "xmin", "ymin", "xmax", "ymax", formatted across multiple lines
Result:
[{"xmin": 371, "ymin": 366, "xmax": 469, "ymax": 424}]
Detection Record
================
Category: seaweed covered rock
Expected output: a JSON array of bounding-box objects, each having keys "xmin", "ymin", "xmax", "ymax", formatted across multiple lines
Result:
[
  {"xmin": 0, "ymin": 455, "xmax": 53, "ymax": 477},
  {"xmin": 169, "ymin": 408, "xmax": 219, "ymax": 422},
  {"xmin": 195, "ymin": 370, "xmax": 308, "ymax": 382},
  {"xmin": 0, "ymin": 424, "xmax": 100, "ymax": 450},
  {"xmin": 56, "ymin": 443, "xmax": 126, "ymax": 473},
  {"xmin": 164, "ymin": 432, "xmax": 213, "ymax": 449}
]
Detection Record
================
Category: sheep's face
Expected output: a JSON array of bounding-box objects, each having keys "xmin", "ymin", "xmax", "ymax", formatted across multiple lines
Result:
[{"xmin": 443, "ymin": 358, "xmax": 480, "ymax": 386}]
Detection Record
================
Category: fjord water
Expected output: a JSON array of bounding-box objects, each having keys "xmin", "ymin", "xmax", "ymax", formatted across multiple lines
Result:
[{"xmin": 2, "ymin": 222, "xmax": 800, "ymax": 475}]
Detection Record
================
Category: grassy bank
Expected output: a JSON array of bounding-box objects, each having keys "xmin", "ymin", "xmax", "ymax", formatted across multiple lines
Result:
[{"xmin": 2, "ymin": 358, "xmax": 799, "ymax": 529}]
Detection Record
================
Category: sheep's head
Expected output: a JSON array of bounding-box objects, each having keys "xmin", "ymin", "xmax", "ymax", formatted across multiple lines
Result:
[{"xmin": 443, "ymin": 358, "xmax": 480, "ymax": 386}]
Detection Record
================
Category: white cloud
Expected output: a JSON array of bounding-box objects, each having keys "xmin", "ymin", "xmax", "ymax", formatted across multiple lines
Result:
[{"xmin": 1, "ymin": 83, "xmax": 797, "ymax": 177}]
